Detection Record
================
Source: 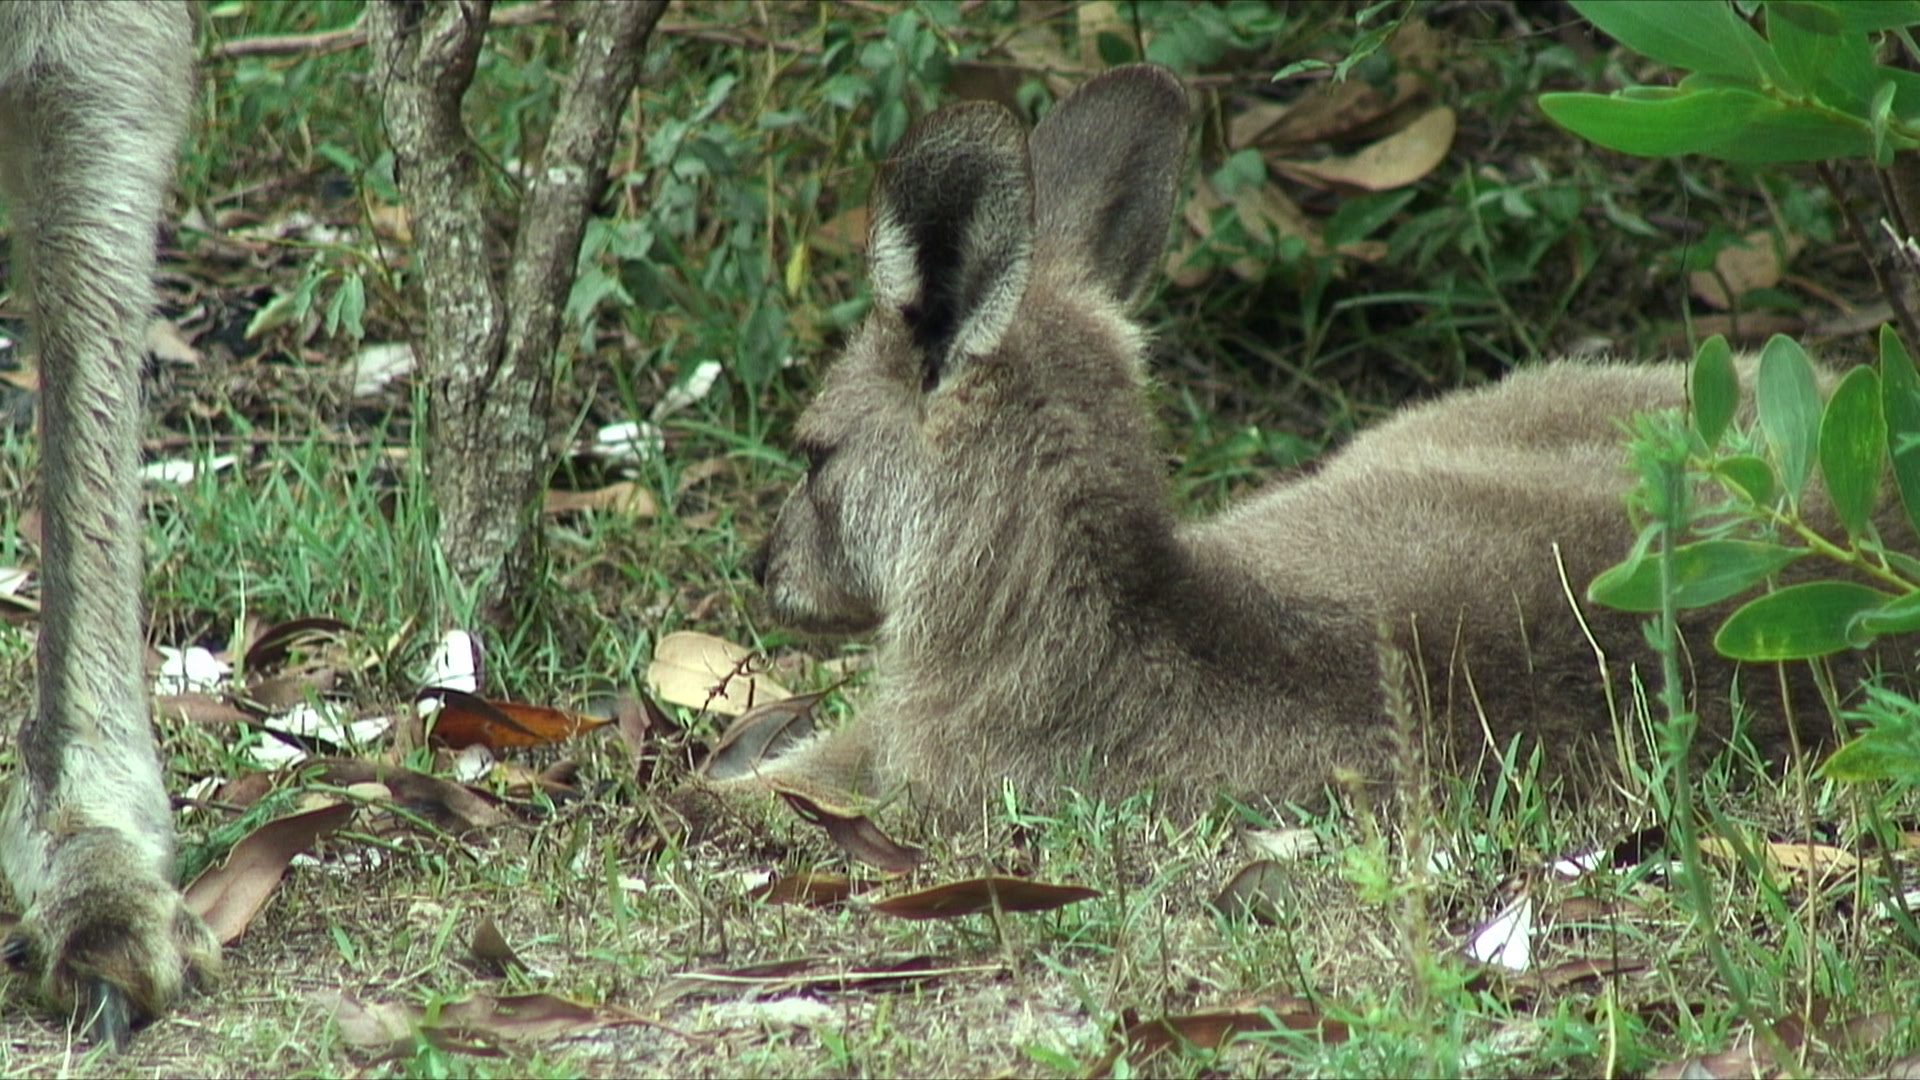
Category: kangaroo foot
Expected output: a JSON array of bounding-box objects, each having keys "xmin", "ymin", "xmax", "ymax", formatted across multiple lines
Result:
[{"xmin": 4, "ymin": 828, "xmax": 221, "ymax": 1052}]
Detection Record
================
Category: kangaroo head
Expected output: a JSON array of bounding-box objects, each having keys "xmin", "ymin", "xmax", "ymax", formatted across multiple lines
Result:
[{"xmin": 754, "ymin": 66, "xmax": 1191, "ymax": 641}]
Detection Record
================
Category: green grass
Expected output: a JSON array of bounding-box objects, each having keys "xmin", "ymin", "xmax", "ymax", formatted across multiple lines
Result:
[{"xmin": 2, "ymin": 0, "xmax": 1919, "ymax": 1075}]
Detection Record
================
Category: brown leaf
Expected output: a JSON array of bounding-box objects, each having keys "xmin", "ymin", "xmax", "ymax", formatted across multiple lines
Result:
[
  {"xmin": 321, "ymin": 990, "xmax": 417, "ymax": 1052},
  {"xmin": 1074, "ymin": 0, "xmax": 1126, "ymax": 68},
  {"xmin": 145, "ymin": 317, "xmax": 200, "ymax": 366},
  {"xmin": 469, "ymin": 917, "xmax": 527, "ymax": 977},
  {"xmin": 776, "ymin": 784, "xmax": 926, "ymax": 872},
  {"xmin": 1259, "ymin": 20, "xmax": 1439, "ymax": 148},
  {"xmin": 662, "ymin": 954, "xmax": 969, "ymax": 1001},
  {"xmin": 1172, "ymin": 173, "xmax": 1319, "ymax": 286},
  {"xmin": 703, "ymin": 690, "xmax": 826, "ymax": 781},
  {"xmin": 1208, "ymin": 860, "xmax": 1287, "ymax": 924},
  {"xmin": 868, "ymin": 875, "xmax": 1098, "ymax": 920},
  {"xmin": 154, "ymin": 691, "xmax": 259, "ymax": 728},
  {"xmin": 1472, "ymin": 956, "xmax": 1649, "ymax": 1003},
  {"xmin": 244, "ymin": 668, "xmax": 340, "ymax": 712},
  {"xmin": 542, "ymin": 480, "xmax": 656, "ymax": 517},
  {"xmin": 322, "ymin": 989, "xmax": 647, "ymax": 1052},
  {"xmin": 184, "ymin": 801, "xmax": 356, "ymax": 944},
  {"xmin": 673, "ymin": 457, "xmax": 732, "ymax": 495},
  {"xmin": 1697, "ymin": 835, "xmax": 1859, "ymax": 888},
  {"xmin": 751, "ymin": 871, "xmax": 862, "ymax": 907},
  {"xmin": 432, "ymin": 993, "xmax": 635, "ymax": 1042},
  {"xmin": 810, "ymin": 205, "xmax": 868, "ymax": 259},
  {"xmin": 1689, "ymin": 229, "xmax": 1805, "ymax": 310},
  {"xmin": 1274, "ymin": 106, "xmax": 1456, "ymax": 192},
  {"xmin": 1096, "ymin": 997, "xmax": 1350, "ymax": 1075},
  {"xmin": 420, "ymin": 687, "xmax": 611, "ymax": 750},
  {"xmin": 1660, "ymin": 313, "xmax": 1807, "ymax": 350},
  {"xmin": 213, "ymin": 771, "xmax": 278, "ymax": 809},
  {"xmin": 1240, "ymin": 826, "xmax": 1323, "ymax": 862},
  {"xmin": 647, "ymin": 630, "xmax": 790, "ymax": 716},
  {"xmin": 308, "ymin": 758, "xmax": 509, "ymax": 831},
  {"xmin": 242, "ymin": 616, "xmax": 352, "ymax": 672},
  {"xmin": 616, "ymin": 692, "xmax": 697, "ymax": 784}
]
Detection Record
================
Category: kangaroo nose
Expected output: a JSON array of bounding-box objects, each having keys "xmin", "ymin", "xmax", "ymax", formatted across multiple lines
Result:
[{"xmin": 748, "ymin": 542, "xmax": 772, "ymax": 587}]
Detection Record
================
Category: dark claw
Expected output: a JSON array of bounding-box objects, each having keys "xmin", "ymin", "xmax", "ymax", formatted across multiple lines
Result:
[
  {"xmin": 1, "ymin": 930, "xmax": 28, "ymax": 967},
  {"xmin": 80, "ymin": 978, "xmax": 133, "ymax": 1055}
]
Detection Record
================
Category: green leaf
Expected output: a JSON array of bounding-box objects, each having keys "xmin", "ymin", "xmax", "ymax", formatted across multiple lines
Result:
[
  {"xmin": 1713, "ymin": 581, "xmax": 1893, "ymax": 659},
  {"xmin": 1588, "ymin": 540, "xmax": 1805, "ymax": 612},
  {"xmin": 1765, "ymin": 0, "xmax": 1920, "ymax": 34},
  {"xmin": 1881, "ymin": 547, "xmax": 1920, "ymax": 581},
  {"xmin": 1766, "ymin": 7, "xmax": 1847, "ymax": 107},
  {"xmin": 1538, "ymin": 88, "xmax": 1875, "ymax": 163},
  {"xmin": 1820, "ymin": 724, "xmax": 1920, "ymax": 784},
  {"xmin": 1691, "ymin": 335, "xmax": 1739, "ymax": 448},
  {"xmin": 1872, "ymin": 79, "xmax": 1900, "ymax": 165},
  {"xmin": 1757, "ymin": 334, "xmax": 1822, "ymax": 505},
  {"xmin": 1571, "ymin": 1, "xmax": 1786, "ymax": 86},
  {"xmin": 1850, "ymin": 589, "xmax": 1920, "ymax": 637},
  {"xmin": 1716, "ymin": 454, "xmax": 1778, "ymax": 506},
  {"xmin": 1879, "ymin": 325, "xmax": 1920, "ymax": 539},
  {"xmin": 1819, "ymin": 365, "xmax": 1885, "ymax": 537}
]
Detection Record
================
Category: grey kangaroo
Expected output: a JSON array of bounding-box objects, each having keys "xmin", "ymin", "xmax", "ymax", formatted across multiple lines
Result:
[
  {"xmin": 745, "ymin": 64, "xmax": 1888, "ymax": 819},
  {"xmin": 0, "ymin": 0, "xmax": 220, "ymax": 1048}
]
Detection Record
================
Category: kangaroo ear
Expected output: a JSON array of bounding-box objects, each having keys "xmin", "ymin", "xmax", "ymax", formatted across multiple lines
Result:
[
  {"xmin": 868, "ymin": 102, "xmax": 1034, "ymax": 391},
  {"xmin": 1029, "ymin": 64, "xmax": 1189, "ymax": 308}
]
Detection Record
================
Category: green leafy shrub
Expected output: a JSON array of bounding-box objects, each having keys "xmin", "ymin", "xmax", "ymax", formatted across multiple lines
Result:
[
  {"xmin": 1545, "ymin": 1, "xmax": 1920, "ymax": 788},
  {"xmin": 1539, "ymin": 0, "xmax": 1920, "ymax": 165}
]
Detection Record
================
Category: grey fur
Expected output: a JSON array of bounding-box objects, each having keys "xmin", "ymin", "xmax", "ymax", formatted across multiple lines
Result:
[
  {"xmin": 746, "ymin": 64, "xmax": 1894, "ymax": 819},
  {"xmin": 0, "ymin": 0, "xmax": 220, "ymax": 1043}
]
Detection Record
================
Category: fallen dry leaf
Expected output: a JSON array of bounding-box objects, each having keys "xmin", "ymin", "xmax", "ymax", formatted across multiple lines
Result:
[
  {"xmin": 1689, "ymin": 229, "xmax": 1805, "ymax": 310},
  {"xmin": 154, "ymin": 691, "xmax": 258, "ymax": 728},
  {"xmin": 469, "ymin": 917, "xmax": 528, "ymax": 976},
  {"xmin": 660, "ymin": 954, "xmax": 976, "ymax": 1003},
  {"xmin": 1240, "ymin": 826, "xmax": 1324, "ymax": 862},
  {"xmin": 307, "ymin": 758, "xmax": 510, "ymax": 831},
  {"xmin": 419, "ymin": 687, "xmax": 611, "ymax": 750},
  {"xmin": 1698, "ymin": 835, "xmax": 1859, "ymax": 888},
  {"xmin": 1208, "ymin": 860, "xmax": 1288, "ymax": 925},
  {"xmin": 1274, "ymin": 105, "xmax": 1456, "ymax": 192},
  {"xmin": 703, "ymin": 690, "xmax": 826, "ymax": 780},
  {"xmin": 542, "ymin": 481, "xmax": 657, "ymax": 517},
  {"xmin": 185, "ymin": 801, "xmax": 357, "ymax": 944},
  {"xmin": 776, "ymin": 784, "xmax": 926, "ymax": 872},
  {"xmin": 432, "ymin": 992, "xmax": 637, "ymax": 1042},
  {"xmin": 323, "ymin": 989, "xmax": 648, "ymax": 1053},
  {"xmin": 1172, "ymin": 173, "xmax": 1319, "ymax": 285},
  {"xmin": 868, "ymin": 875, "xmax": 1098, "ymax": 920},
  {"xmin": 242, "ymin": 616, "xmax": 352, "ymax": 672},
  {"xmin": 647, "ymin": 630, "xmax": 790, "ymax": 716},
  {"xmin": 1095, "ymin": 996, "xmax": 1351, "ymax": 1075},
  {"xmin": 321, "ymin": 989, "xmax": 417, "ymax": 1052},
  {"xmin": 1259, "ymin": 19, "xmax": 1441, "ymax": 149},
  {"xmin": 750, "ymin": 871, "xmax": 863, "ymax": 907},
  {"xmin": 1646, "ymin": 1004, "xmax": 1897, "ymax": 1078}
]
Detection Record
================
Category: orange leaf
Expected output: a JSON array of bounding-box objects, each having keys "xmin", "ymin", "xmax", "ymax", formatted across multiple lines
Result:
[{"xmin": 420, "ymin": 687, "xmax": 610, "ymax": 749}]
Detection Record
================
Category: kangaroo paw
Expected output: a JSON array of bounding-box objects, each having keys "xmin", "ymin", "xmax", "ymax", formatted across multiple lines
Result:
[{"xmin": 6, "ymin": 829, "xmax": 221, "ymax": 1050}]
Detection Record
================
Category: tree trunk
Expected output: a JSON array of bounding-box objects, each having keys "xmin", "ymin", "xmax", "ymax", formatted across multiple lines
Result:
[{"xmin": 368, "ymin": 0, "xmax": 664, "ymax": 625}]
